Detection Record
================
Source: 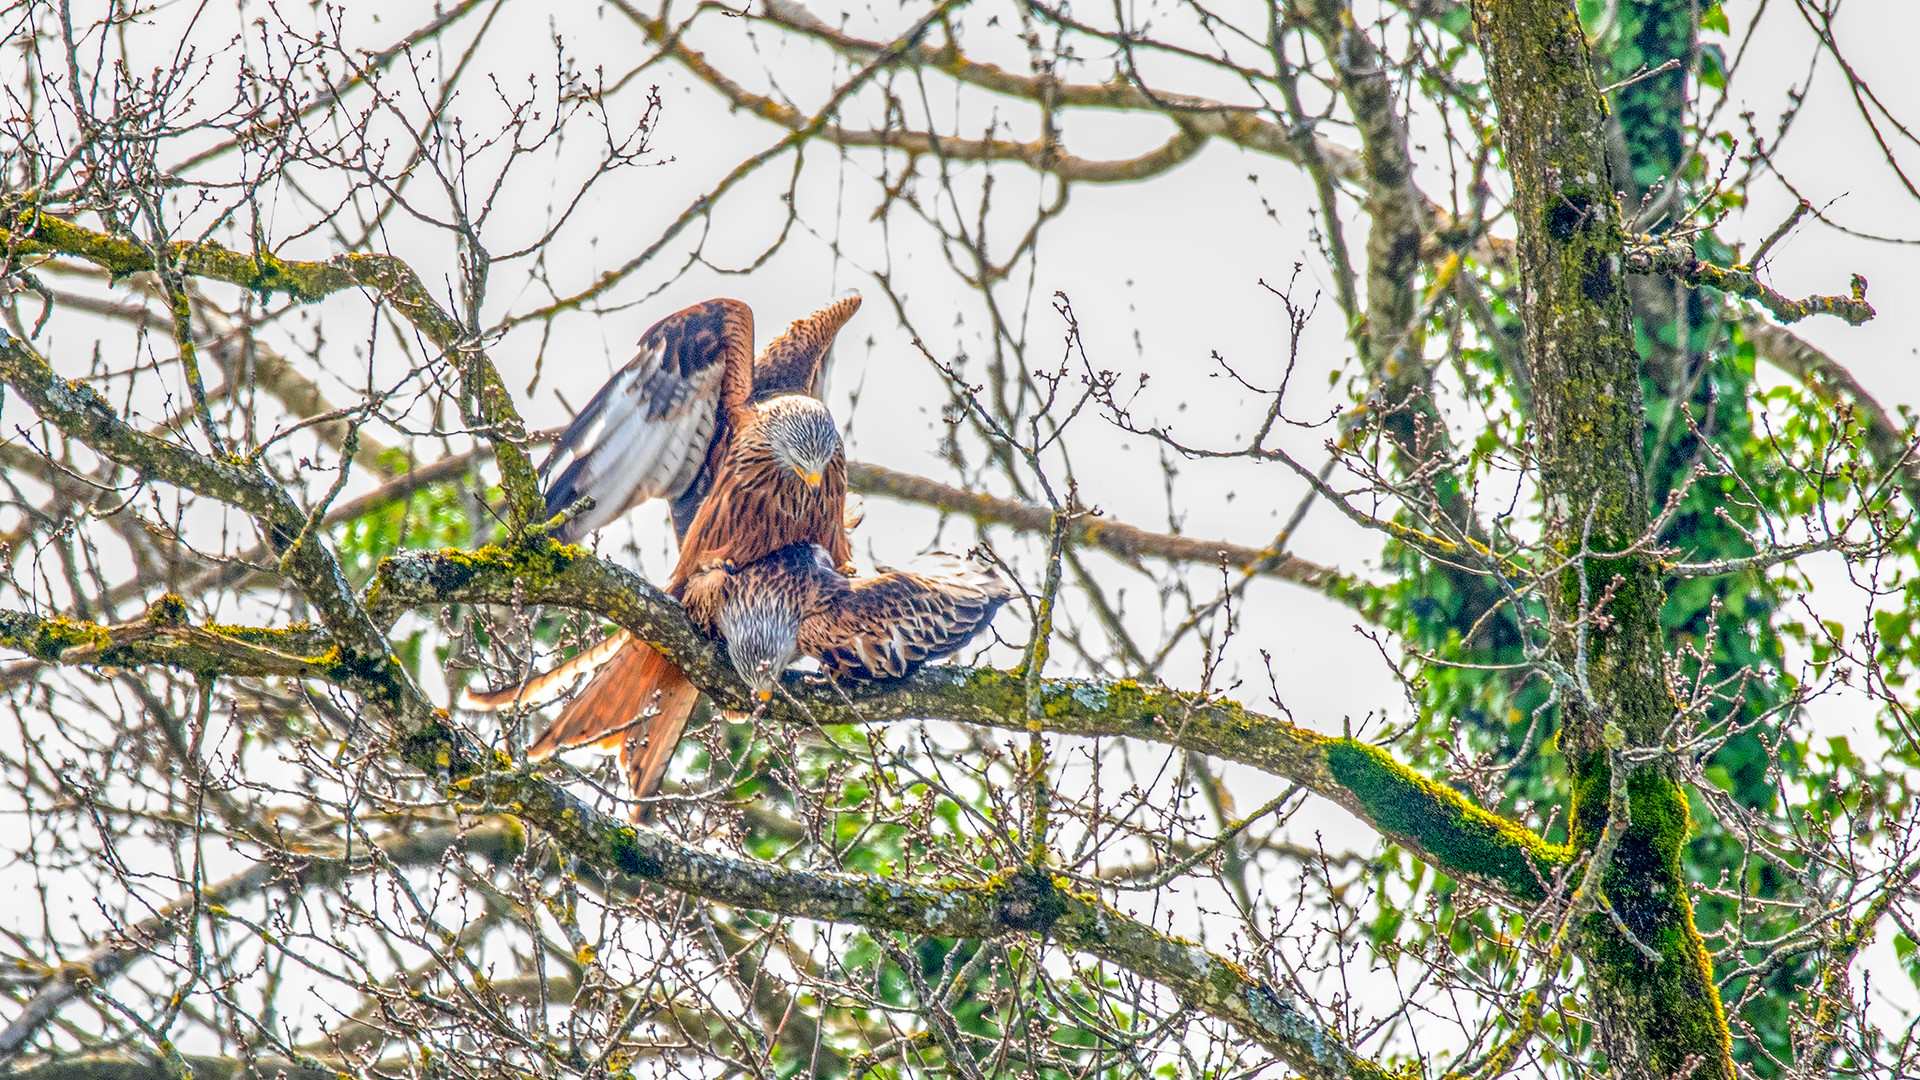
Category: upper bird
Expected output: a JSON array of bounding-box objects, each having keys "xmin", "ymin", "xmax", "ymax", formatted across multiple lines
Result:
[
  {"xmin": 539, "ymin": 294, "xmax": 860, "ymax": 543},
  {"xmin": 465, "ymin": 294, "xmax": 861, "ymax": 804}
]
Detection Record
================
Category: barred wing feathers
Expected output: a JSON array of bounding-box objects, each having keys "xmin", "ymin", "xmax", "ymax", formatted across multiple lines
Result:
[
  {"xmin": 803, "ymin": 551, "xmax": 1011, "ymax": 680},
  {"xmin": 542, "ymin": 298, "xmax": 753, "ymax": 544},
  {"xmin": 751, "ymin": 292, "xmax": 861, "ymax": 401}
]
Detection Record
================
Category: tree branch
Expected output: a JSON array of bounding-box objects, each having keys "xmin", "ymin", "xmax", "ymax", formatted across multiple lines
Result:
[
  {"xmin": 0, "ymin": 607, "xmax": 332, "ymax": 678},
  {"xmin": 0, "ymin": 206, "xmax": 543, "ymax": 525},
  {"xmin": 1625, "ymin": 236, "xmax": 1876, "ymax": 326},
  {"xmin": 372, "ymin": 541, "xmax": 1570, "ymax": 902},
  {"xmin": 1743, "ymin": 315, "xmax": 1919, "ymax": 502},
  {"xmin": 454, "ymin": 767, "xmax": 1392, "ymax": 1080},
  {"xmin": 846, "ymin": 461, "xmax": 1364, "ymax": 598},
  {"xmin": 0, "ymin": 822, "xmax": 523, "ymax": 1067}
]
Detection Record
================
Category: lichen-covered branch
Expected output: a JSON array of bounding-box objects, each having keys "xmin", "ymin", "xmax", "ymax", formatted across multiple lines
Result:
[
  {"xmin": 0, "ymin": 563, "xmax": 1402, "ymax": 1077},
  {"xmin": 371, "ymin": 542, "xmax": 1569, "ymax": 902},
  {"xmin": 455, "ymin": 767, "xmax": 1392, "ymax": 1080},
  {"xmin": 0, "ymin": 326, "xmax": 397, "ymax": 681},
  {"xmin": 1626, "ymin": 235, "xmax": 1876, "ymax": 326},
  {"xmin": 0, "ymin": 606, "xmax": 332, "ymax": 678}
]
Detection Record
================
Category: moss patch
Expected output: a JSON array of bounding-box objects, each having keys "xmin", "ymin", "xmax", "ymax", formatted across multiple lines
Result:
[
  {"xmin": 606, "ymin": 827, "xmax": 663, "ymax": 879},
  {"xmin": 1327, "ymin": 738, "xmax": 1568, "ymax": 901}
]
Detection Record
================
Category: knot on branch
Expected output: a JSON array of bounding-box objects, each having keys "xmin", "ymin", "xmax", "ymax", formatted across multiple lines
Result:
[
  {"xmin": 993, "ymin": 867, "xmax": 1066, "ymax": 934},
  {"xmin": 144, "ymin": 594, "xmax": 190, "ymax": 627}
]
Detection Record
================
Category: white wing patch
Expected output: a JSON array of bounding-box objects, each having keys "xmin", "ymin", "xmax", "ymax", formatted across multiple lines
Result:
[{"xmin": 543, "ymin": 334, "xmax": 727, "ymax": 541}]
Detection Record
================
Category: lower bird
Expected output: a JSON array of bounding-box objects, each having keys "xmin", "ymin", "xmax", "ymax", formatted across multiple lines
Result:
[{"xmin": 681, "ymin": 543, "xmax": 1013, "ymax": 705}]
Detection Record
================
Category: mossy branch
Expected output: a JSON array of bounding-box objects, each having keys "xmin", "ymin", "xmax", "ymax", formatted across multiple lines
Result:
[
  {"xmin": 7, "ymin": 546, "xmax": 1393, "ymax": 1077},
  {"xmin": 454, "ymin": 767, "xmax": 1391, "ymax": 1080},
  {"xmin": 372, "ymin": 542, "xmax": 1571, "ymax": 901},
  {"xmin": 0, "ymin": 206, "xmax": 544, "ymax": 526},
  {"xmin": 0, "ymin": 607, "xmax": 332, "ymax": 678},
  {"xmin": 0, "ymin": 540, "xmax": 1497, "ymax": 1077},
  {"xmin": 1625, "ymin": 235, "xmax": 1876, "ymax": 326}
]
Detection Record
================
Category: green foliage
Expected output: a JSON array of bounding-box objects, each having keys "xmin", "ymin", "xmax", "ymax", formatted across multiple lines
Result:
[
  {"xmin": 333, "ymin": 480, "xmax": 476, "ymax": 678},
  {"xmin": 1344, "ymin": 6, "xmax": 1918, "ymax": 1072}
]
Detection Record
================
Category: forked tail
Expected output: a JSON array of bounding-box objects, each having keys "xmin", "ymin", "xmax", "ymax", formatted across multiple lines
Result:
[
  {"xmin": 462, "ymin": 633, "xmax": 699, "ymax": 814},
  {"xmin": 536, "ymin": 639, "xmax": 699, "ymax": 815}
]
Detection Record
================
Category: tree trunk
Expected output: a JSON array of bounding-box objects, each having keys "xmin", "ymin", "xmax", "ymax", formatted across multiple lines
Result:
[{"xmin": 1470, "ymin": 1, "xmax": 1737, "ymax": 1077}]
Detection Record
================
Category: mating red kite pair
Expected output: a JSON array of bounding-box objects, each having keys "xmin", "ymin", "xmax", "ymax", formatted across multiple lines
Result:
[{"xmin": 463, "ymin": 295, "xmax": 1009, "ymax": 809}]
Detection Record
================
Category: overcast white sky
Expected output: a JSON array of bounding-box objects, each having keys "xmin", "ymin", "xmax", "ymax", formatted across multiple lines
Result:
[{"xmin": 7, "ymin": 0, "xmax": 1920, "ymax": 1061}]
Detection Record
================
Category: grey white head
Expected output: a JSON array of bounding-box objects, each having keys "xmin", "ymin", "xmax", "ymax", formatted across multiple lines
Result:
[
  {"xmin": 759, "ymin": 395, "xmax": 841, "ymax": 489},
  {"xmin": 717, "ymin": 588, "xmax": 803, "ymax": 702}
]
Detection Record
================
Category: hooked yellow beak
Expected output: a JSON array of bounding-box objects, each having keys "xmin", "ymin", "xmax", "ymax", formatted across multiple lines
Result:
[
  {"xmin": 796, "ymin": 468, "xmax": 823, "ymax": 488},
  {"xmin": 756, "ymin": 688, "xmax": 773, "ymax": 702}
]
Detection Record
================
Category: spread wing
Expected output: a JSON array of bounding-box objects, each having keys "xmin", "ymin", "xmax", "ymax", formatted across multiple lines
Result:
[
  {"xmin": 801, "ymin": 552, "xmax": 1011, "ymax": 680},
  {"xmin": 542, "ymin": 299, "xmax": 753, "ymax": 543},
  {"xmin": 751, "ymin": 292, "xmax": 861, "ymax": 401}
]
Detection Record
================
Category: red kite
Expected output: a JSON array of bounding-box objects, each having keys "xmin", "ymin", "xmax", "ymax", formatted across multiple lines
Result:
[
  {"xmin": 681, "ymin": 543, "xmax": 1012, "ymax": 699},
  {"xmin": 464, "ymin": 295, "xmax": 861, "ymax": 805}
]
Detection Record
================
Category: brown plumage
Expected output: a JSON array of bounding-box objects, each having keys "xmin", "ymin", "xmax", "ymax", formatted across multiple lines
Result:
[
  {"xmin": 463, "ymin": 294, "xmax": 861, "ymax": 814},
  {"xmin": 673, "ymin": 293, "xmax": 861, "ymax": 535},
  {"xmin": 680, "ymin": 543, "xmax": 1012, "ymax": 699}
]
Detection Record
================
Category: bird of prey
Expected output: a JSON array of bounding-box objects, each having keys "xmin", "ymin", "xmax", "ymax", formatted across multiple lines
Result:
[
  {"xmin": 681, "ymin": 542, "xmax": 1012, "ymax": 701},
  {"xmin": 539, "ymin": 294, "xmax": 861, "ymax": 543},
  {"xmin": 463, "ymin": 294, "xmax": 861, "ymax": 804}
]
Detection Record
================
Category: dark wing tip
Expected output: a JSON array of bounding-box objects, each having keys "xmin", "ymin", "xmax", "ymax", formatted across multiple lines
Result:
[{"xmin": 815, "ymin": 556, "xmax": 1008, "ymax": 680}]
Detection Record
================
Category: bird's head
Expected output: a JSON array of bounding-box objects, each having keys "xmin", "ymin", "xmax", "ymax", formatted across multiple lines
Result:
[
  {"xmin": 716, "ymin": 588, "xmax": 802, "ymax": 703},
  {"xmin": 759, "ymin": 395, "xmax": 841, "ymax": 489}
]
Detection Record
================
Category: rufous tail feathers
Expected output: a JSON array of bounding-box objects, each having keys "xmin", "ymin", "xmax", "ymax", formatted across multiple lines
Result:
[
  {"xmin": 460, "ymin": 632, "xmax": 699, "ymax": 813},
  {"xmin": 615, "ymin": 659, "xmax": 701, "ymax": 808},
  {"xmin": 520, "ymin": 638, "xmax": 693, "ymax": 767},
  {"xmin": 459, "ymin": 630, "xmax": 632, "ymax": 715}
]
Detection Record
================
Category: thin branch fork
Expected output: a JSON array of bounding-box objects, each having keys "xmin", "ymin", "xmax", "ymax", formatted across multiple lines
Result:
[
  {"xmin": 1742, "ymin": 316, "xmax": 1920, "ymax": 504},
  {"xmin": 0, "ymin": 204, "xmax": 547, "ymax": 527}
]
